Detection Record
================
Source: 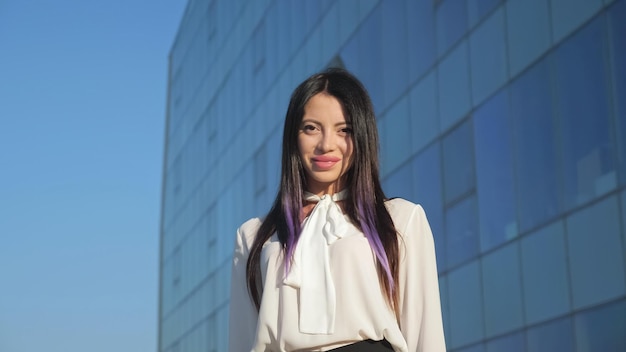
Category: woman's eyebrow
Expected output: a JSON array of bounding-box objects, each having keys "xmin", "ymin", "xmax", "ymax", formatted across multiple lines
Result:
[
  {"xmin": 300, "ymin": 118, "xmax": 321, "ymax": 125},
  {"xmin": 300, "ymin": 119, "xmax": 351, "ymax": 127}
]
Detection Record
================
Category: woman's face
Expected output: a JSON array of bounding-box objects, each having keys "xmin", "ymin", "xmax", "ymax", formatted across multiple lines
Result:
[{"xmin": 298, "ymin": 93, "xmax": 354, "ymax": 196}]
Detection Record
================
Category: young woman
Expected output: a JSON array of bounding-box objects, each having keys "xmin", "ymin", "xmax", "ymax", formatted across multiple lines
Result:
[{"xmin": 229, "ymin": 69, "xmax": 446, "ymax": 352}]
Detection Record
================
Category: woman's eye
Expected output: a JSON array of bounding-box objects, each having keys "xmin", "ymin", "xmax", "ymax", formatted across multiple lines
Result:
[
  {"xmin": 302, "ymin": 125, "xmax": 318, "ymax": 133},
  {"xmin": 338, "ymin": 127, "xmax": 352, "ymax": 135}
]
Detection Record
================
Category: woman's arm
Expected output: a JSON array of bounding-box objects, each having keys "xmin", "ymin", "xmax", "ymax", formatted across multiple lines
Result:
[
  {"xmin": 228, "ymin": 224, "xmax": 258, "ymax": 352},
  {"xmin": 397, "ymin": 204, "xmax": 446, "ymax": 352}
]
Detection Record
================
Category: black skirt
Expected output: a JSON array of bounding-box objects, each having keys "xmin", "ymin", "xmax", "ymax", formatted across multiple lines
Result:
[{"xmin": 327, "ymin": 339, "xmax": 394, "ymax": 351}]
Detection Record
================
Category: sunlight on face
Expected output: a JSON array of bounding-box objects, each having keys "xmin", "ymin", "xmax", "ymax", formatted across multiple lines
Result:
[{"xmin": 298, "ymin": 93, "xmax": 354, "ymax": 196}]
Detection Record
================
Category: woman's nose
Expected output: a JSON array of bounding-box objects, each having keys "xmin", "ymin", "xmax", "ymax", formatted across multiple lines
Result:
[{"xmin": 318, "ymin": 131, "xmax": 336, "ymax": 152}]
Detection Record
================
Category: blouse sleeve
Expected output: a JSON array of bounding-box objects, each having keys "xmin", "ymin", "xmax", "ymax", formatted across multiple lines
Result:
[
  {"xmin": 228, "ymin": 224, "xmax": 258, "ymax": 352},
  {"xmin": 397, "ymin": 204, "xmax": 446, "ymax": 352}
]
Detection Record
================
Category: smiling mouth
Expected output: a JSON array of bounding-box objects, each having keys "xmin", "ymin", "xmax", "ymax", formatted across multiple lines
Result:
[{"xmin": 312, "ymin": 156, "xmax": 340, "ymax": 170}]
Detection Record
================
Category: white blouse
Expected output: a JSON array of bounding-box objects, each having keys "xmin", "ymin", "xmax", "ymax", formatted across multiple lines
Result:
[{"xmin": 228, "ymin": 198, "xmax": 446, "ymax": 352}]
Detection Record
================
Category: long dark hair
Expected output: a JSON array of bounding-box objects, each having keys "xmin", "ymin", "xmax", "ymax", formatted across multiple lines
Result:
[{"xmin": 245, "ymin": 68, "xmax": 400, "ymax": 315}]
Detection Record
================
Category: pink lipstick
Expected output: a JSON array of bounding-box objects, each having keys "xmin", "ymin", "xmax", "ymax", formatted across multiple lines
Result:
[{"xmin": 311, "ymin": 156, "xmax": 340, "ymax": 170}]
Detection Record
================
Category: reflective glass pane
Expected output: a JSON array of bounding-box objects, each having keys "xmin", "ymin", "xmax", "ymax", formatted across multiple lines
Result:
[
  {"xmin": 320, "ymin": 4, "xmax": 338, "ymax": 63},
  {"xmin": 446, "ymin": 195, "xmax": 478, "ymax": 268},
  {"xmin": 383, "ymin": 160, "xmax": 414, "ymax": 201},
  {"xmin": 458, "ymin": 343, "xmax": 486, "ymax": 352},
  {"xmin": 337, "ymin": 0, "xmax": 360, "ymax": 46},
  {"xmin": 254, "ymin": 144, "xmax": 267, "ymax": 195},
  {"xmin": 275, "ymin": 2, "xmax": 292, "ymax": 68},
  {"xmin": 511, "ymin": 59, "xmax": 560, "ymax": 232},
  {"xmin": 436, "ymin": 0, "xmax": 468, "ymax": 57},
  {"xmin": 266, "ymin": 132, "xmax": 281, "ymax": 199},
  {"xmin": 413, "ymin": 144, "xmax": 445, "ymax": 271},
  {"xmin": 485, "ymin": 331, "xmax": 525, "ymax": 352},
  {"xmin": 527, "ymin": 317, "xmax": 574, "ymax": 352},
  {"xmin": 380, "ymin": 0, "xmax": 409, "ymax": 108},
  {"xmin": 521, "ymin": 221, "xmax": 571, "ymax": 324},
  {"xmin": 350, "ymin": 5, "xmax": 384, "ymax": 113},
  {"xmin": 555, "ymin": 16, "xmax": 615, "ymax": 209},
  {"xmin": 382, "ymin": 96, "xmax": 411, "ymax": 172},
  {"xmin": 409, "ymin": 71, "xmax": 439, "ymax": 154},
  {"xmin": 482, "ymin": 242, "xmax": 524, "ymax": 337},
  {"xmin": 623, "ymin": 190, "xmax": 626, "ymax": 246},
  {"xmin": 473, "ymin": 90, "xmax": 517, "ymax": 251},
  {"xmin": 550, "ymin": 0, "xmax": 603, "ymax": 43},
  {"xmin": 443, "ymin": 119, "xmax": 475, "ymax": 203},
  {"xmin": 469, "ymin": 8, "xmax": 507, "ymax": 106},
  {"xmin": 468, "ymin": 0, "xmax": 501, "ymax": 28},
  {"xmin": 303, "ymin": 0, "xmax": 322, "ymax": 35},
  {"xmin": 567, "ymin": 195, "xmax": 626, "ymax": 309},
  {"xmin": 438, "ymin": 41, "xmax": 472, "ymax": 131},
  {"xmin": 506, "ymin": 0, "xmax": 551, "ymax": 77},
  {"xmin": 406, "ymin": 0, "xmax": 436, "ymax": 80},
  {"xmin": 289, "ymin": 3, "xmax": 308, "ymax": 57},
  {"xmin": 447, "ymin": 260, "xmax": 484, "ymax": 348},
  {"xmin": 357, "ymin": 0, "xmax": 379, "ymax": 18},
  {"xmin": 339, "ymin": 26, "xmax": 359, "ymax": 76},
  {"xmin": 610, "ymin": 1, "xmax": 626, "ymax": 184},
  {"xmin": 575, "ymin": 299, "xmax": 626, "ymax": 352}
]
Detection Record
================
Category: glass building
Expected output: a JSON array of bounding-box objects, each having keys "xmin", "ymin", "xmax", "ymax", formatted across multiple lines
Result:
[{"xmin": 158, "ymin": 0, "xmax": 626, "ymax": 351}]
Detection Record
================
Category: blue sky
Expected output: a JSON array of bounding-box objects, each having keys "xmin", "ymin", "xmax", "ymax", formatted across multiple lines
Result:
[{"xmin": 0, "ymin": 1, "xmax": 187, "ymax": 351}]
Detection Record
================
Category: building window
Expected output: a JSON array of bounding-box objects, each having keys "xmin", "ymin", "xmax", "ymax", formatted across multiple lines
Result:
[
  {"xmin": 253, "ymin": 21, "xmax": 266, "ymax": 75},
  {"xmin": 445, "ymin": 195, "xmax": 478, "ymax": 268},
  {"xmin": 473, "ymin": 90, "xmax": 517, "ymax": 251},
  {"xmin": 254, "ymin": 144, "xmax": 267, "ymax": 196},
  {"xmin": 555, "ymin": 15, "xmax": 615, "ymax": 209},
  {"xmin": 442, "ymin": 119, "xmax": 475, "ymax": 203},
  {"xmin": 172, "ymin": 246, "xmax": 181, "ymax": 287},
  {"xmin": 207, "ymin": 1, "xmax": 217, "ymax": 41},
  {"xmin": 574, "ymin": 299, "xmax": 626, "ymax": 351},
  {"xmin": 510, "ymin": 59, "xmax": 560, "ymax": 232}
]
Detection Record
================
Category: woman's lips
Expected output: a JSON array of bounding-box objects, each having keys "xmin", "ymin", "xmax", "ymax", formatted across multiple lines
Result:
[{"xmin": 312, "ymin": 156, "xmax": 340, "ymax": 170}]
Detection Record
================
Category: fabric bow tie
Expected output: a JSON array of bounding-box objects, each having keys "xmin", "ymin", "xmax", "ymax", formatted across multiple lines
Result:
[{"xmin": 283, "ymin": 189, "xmax": 349, "ymax": 334}]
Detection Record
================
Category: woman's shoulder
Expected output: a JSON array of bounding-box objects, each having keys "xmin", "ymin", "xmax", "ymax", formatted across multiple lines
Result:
[
  {"xmin": 385, "ymin": 197, "xmax": 422, "ymax": 215},
  {"xmin": 239, "ymin": 217, "xmax": 263, "ymax": 233},
  {"xmin": 385, "ymin": 197, "xmax": 427, "ymax": 234},
  {"xmin": 237, "ymin": 217, "xmax": 263, "ymax": 247}
]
